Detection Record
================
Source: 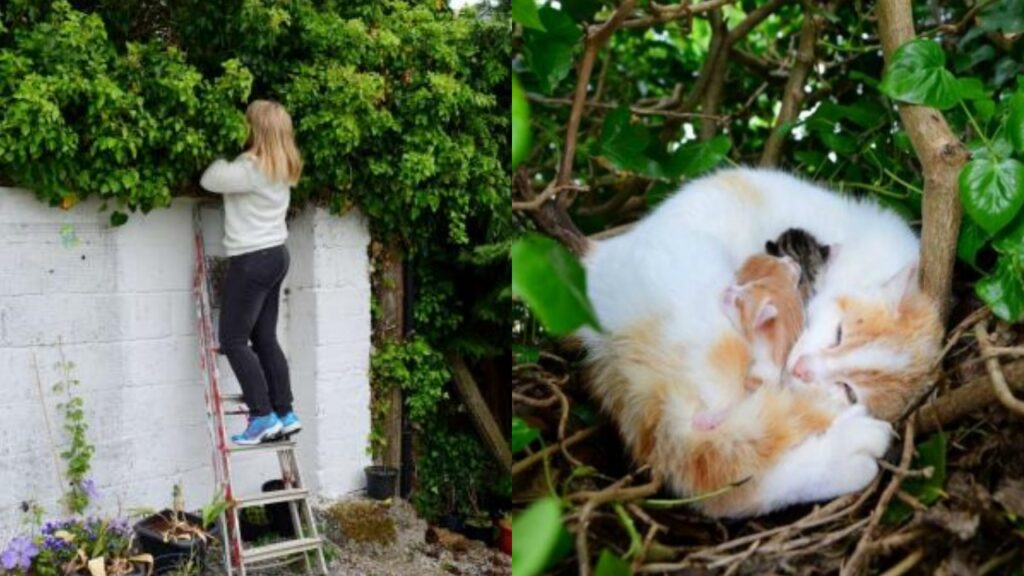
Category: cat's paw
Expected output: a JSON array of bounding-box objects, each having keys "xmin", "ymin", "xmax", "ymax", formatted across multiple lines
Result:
[{"xmin": 830, "ymin": 405, "xmax": 892, "ymax": 459}]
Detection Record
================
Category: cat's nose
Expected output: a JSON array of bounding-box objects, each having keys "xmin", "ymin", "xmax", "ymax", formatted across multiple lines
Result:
[{"xmin": 792, "ymin": 356, "xmax": 813, "ymax": 382}]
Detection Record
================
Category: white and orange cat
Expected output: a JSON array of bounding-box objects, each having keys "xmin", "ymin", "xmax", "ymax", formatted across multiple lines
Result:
[{"xmin": 579, "ymin": 168, "xmax": 942, "ymax": 518}]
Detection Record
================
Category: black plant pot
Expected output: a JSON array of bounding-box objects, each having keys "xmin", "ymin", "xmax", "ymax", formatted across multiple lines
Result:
[
  {"xmin": 262, "ymin": 479, "xmax": 297, "ymax": 538},
  {"xmin": 462, "ymin": 517, "xmax": 496, "ymax": 544},
  {"xmin": 134, "ymin": 510, "xmax": 221, "ymax": 575},
  {"xmin": 364, "ymin": 465, "xmax": 398, "ymax": 500},
  {"xmin": 438, "ymin": 513, "xmax": 465, "ymax": 533}
]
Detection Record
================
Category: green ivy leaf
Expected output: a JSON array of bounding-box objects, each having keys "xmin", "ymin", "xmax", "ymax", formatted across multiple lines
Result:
[
  {"xmin": 960, "ymin": 157, "xmax": 1024, "ymax": 234},
  {"xmin": 664, "ymin": 135, "xmax": 732, "ymax": 179},
  {"xmin": 957, "ymin": 218, "xmax": 990, "ymax": 268},
  {"xmin": 523, "ymin": 7, "xmax": 582, "ymax": 94},
  {"xmin": 512, "ymin": 498, "xmax": 572, "ymax": 576},
  {"xmin": 512, "ymin": 0, "xmax": 546, "ymax": 31},
  {"xmin": 512, "ymin": 75, "xmax": 530, "ymax": 169},
  {"xmin": 511, "ymin": 417, "xmax": 541, "ymax": 454},
  {"xmin": 879, "ymin": 39, "xmax": 962, "ymax": 110},
  {"xmin": 956, "ymin": 77, "xmax": 988, "ymax": 100},
  {"xmin": 109, "ymin": 211, "xmax": 129, "ymax": 227},
  {"xmin": 511, "ymin": 233, "xmax": 602, "ymax": 335},
  {"xmin": 884, "ymin": 432, "xmax": 948, "ymax": 525},
  {"xmin": 1008, "ymin": 92, "xmax": 1024, "ymax": 153},
  {"xmin": 979, "ymin": 0, "xmax": 1024, "ymax": 34},
  {"xmin": 977, "ymin": 253, "xmax": 1024, "ymax": 322},
  {"xmin": 597, "ymin": 107, "xmax": 650, "ymax": 172},
  {"xmin": 561, "ymin": 0, "xmax": 602, "ymax": 22},
  {"xmin": 594, "ymin": 549, "xmax": 631, "ymax": 576}
]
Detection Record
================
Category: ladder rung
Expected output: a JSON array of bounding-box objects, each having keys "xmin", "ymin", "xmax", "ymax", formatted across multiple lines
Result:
[
  {"xmin": 242, "ymin": 537, "xmax": 322, "ymax": 564},
  {"xmin": 235, "ymin": 488, "xmax": 309, "ymax": 509},
  {"xmin": 228, "ymin": 439, "xmax": 296, "ymax": 454},
  {"xmin": 220, "ymin": 393, "xmax": 245, "ymax": 403}
]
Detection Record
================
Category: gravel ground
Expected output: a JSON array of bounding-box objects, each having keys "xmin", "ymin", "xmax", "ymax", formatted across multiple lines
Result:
[
  {"xmin": 205, "ymin": 498, "xmax": 510, "ymax": 576},
  {"xmin": 320, "ymin": 498, "xmax": 510, "ymax": 576}
]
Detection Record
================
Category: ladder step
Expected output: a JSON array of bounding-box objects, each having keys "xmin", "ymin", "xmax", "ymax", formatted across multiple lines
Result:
[
  {"xmin": 228, "ymin": 439, "xmax": 296, "ymax": 454},
  {"xmin": 236, "ymin": 487, "xmax": 309, "ymax": 509},
  {"xmin": 242, "ymin": 537, "xmax": 323, "ymax": 564},
  {"xmin": 220, "ymin": 393, "xmax": 245, "ymax": 403}
]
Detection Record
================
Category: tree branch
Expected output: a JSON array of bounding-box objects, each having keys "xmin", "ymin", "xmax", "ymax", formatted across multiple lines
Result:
[
  {"xmin": 877, "ymin": 0, "xmax": 969, "ymax": 324},
  {"xmin": 557, "ymin": 0, "xmax": 637, "ymax": 190},
  {"xmin": 760, "ymin": 3, "xmax": 820, "ymax": 166},
  {"xmin": 915, "ymin": 358, "xmax": 1024, "ymax": 434}
]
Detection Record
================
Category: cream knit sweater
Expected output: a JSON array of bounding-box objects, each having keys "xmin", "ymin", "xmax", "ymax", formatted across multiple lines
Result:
[{"xmin": 199, "ymin": 155, "xmax": 290, "ymax": 256}]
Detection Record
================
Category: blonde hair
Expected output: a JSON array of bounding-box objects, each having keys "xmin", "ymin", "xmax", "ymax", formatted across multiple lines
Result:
[{"xmin": 244, "ymin": 100, "xmax": 302, "ymax": 185}]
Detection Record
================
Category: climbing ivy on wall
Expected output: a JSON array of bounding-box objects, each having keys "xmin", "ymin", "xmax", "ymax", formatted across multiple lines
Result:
[{"xmin": 1, "ymin": 0, "xmax": 511, "ymax": 514}]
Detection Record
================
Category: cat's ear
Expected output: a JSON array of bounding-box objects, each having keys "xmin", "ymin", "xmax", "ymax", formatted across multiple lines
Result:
[
  {"xmin": 722, "ymin": 285, "xmax": 742, "ymax": 309},
  {"xmin": 881, "ymin": 261, "xmax": 919, "ymax": 315},
  {"xmin": 824, "ymin": 243, "xmax": 839, "ymax": 262},
  {"xmin": 765, "ymin": 240, "xmax": 780, "ymax": 256},
  {"xmin": 754, "ymin": 301, "xmax": 778, "ymax": 329}
]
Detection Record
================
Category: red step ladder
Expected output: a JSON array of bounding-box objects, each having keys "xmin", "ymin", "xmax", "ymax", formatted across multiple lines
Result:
[{"xmin": 192, "ymin": 202, "xmax": 328, "ymax": 576}]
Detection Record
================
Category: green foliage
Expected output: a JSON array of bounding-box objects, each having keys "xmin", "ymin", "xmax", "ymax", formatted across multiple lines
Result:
[
  {"xmin": 513, "ymin": 74, "xmax": 530, "ymax": 168},
  {"xmin": 368, "ymin": 337, "xmax": 450, "ymax": 461},
  {"xmin": 412, "ymin": 419, "xmax": 502, "ymax": 521},
  {"xmin": 880, "ymin": 39, "xmax": 962, "ymax": 110},
  {"xmin": 52, "ymin": 358, "xmax": 94, "ymax": 515},
  {"xmin": 511, "ymin": 233, "xmax": 602, "ymax": 335},
  {"xmin": 511, "ymin": 497, "xmax": 572, "ymax": 576},
  {"xmin": 594, "ymin": 549, "xmax": 631, "ymax": 576},
  {"xmin": 884, "ymin": 432, "xmax": 948, "ymax": 525},
  {"xmin": 511, "ymin": 417, "xmax": 540, "ymax": 454}
]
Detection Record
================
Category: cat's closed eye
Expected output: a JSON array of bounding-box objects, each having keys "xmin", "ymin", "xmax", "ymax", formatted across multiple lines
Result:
[
  {"xmin": 839, "ymin": 382, "xmax": 857, "ymax": 404},
  {"xmin": 832, "ymin": 323, "xmax": 843, "ymax": 348}
]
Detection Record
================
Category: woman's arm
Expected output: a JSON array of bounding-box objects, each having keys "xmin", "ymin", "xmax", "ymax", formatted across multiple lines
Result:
[{"xmin": 200, "ymin": 157, "xmax": 252, "ymax": 194}]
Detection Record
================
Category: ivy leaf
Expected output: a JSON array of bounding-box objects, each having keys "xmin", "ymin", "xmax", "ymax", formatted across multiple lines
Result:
[
  {"xmin": 512, "ymin": 498, "xmax": 572, "ymax": 576},
  {"xmin": 957, "ymin": 218, "xmax": 990, "ymax": 268},
  {"xmin": 879, "ymin": 39, "xmax": 962, "ymax": 110},
  {"xmin": 109, "ymin": 211, "xmax": 129, "ymax": 227},
  {"xmin": 960, "ymin": 158, "xmax": 1024, "ymax": 235},
  {"xmin": 1008, "ymin": 92, "xmax": 1024, "ymax": 153},
  {"xmin": 978, "ymin": 0, "xmax": 1024, "ymax": 34},
  {"xmin": 513, "ymin": 344, "xmax": 540, "ymax": 364},
  {"xmin": 512, "ymin": 0, "xmax": 546, "ymax": 31},
  {"xmin": 884, "ymin": 432, "xmax": 948, "ymax": 525},
  {"xmin": 664, "ymin": 135, "xmax": 732, "ymax": 179},
  {"xmin": 512, "ymin": 75, "xmax": 530, "ymax": 169},
  {"xmin": 598, "ymin": 106, "xmax": 652, "ymax": 174},
  {"xmin": 561, "ymin": 0, "xmax": 602, "ymax": 22},
  {"xmin": 511, "ymin": 417, "xmax": 541, "ymax": 454},
  {"xmin": 977, "ymin": 253, "xmax": 1024, "ymax": 322},
  {"xmin": 511, "ymin": 233, "xmax": 602, "ymax": 335},
  {"xmin": 523, "ymin": 7, "xmax": 582, "ymax": 94},
  {"xmin": 956, "ymin": 77, "xmax": 988, "ymax": 100},
  {"xmin": 594, "ymin": 550, "xmax": 631, "ymax": 576}
]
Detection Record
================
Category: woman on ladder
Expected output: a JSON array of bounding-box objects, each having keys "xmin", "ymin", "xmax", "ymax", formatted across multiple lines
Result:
[{"xmin": 200, "ymin": 99, "xmax": 302, "ymax": 445}]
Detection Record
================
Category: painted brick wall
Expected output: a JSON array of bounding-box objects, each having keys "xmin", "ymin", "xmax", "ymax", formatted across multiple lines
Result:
[{"xmin": 0, "ymin": 188, "xmax": 372, "ymax": 537}]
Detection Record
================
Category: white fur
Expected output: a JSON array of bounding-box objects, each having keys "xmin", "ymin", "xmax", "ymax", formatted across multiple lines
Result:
[{"xmin": 581, "ymin": 168, "xmax": 912, "ymax": 514}]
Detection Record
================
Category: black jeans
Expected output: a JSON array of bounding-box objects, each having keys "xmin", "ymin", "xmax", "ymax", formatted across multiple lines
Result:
[{"xmin": 219, "ymin": 244, "xmax": 292, "ymax": 417}]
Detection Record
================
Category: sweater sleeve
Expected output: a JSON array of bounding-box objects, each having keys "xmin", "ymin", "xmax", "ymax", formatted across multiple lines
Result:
[{"xmin": 199, "ymin": 157, "xmax": 252, "ymax": 194}]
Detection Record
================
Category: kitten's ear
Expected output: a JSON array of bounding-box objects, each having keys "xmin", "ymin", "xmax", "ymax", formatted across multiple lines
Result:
[
  {"xmin": 754, "ymin": 301, "xmax": 779, "ymax": 329},
  {"xmin": 766, "ymin": 240, "xmax": 780, "ymax": 256},
  {"xmin": 881, "ymin": 261, "xmax": 920, "ymax": 315},
  {"xmin": 825, "ymin": 243, "xmax": 840, "ymax": 262},
  {"xmin": 722, "ymin": 285, "xmax": 742, "ymax": 309}
]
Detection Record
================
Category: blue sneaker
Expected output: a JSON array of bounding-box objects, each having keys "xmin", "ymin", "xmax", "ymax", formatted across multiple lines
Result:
[
  {"xmin": 231, "ymin": 413, "xmax": 283, "ymax": 445},
  {"xmin": 278, "ymin": 411, "xmax": 302, "ymax": 436}
]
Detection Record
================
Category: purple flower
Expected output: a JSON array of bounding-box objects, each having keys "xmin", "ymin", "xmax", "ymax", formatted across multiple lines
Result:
[
  {"xmin": 1, "ymin": 536, "xmax": 39, "ymax": 571},
  {"xmin": 79, "ymin": 479, "xmax": 100, "ymax": 500}
]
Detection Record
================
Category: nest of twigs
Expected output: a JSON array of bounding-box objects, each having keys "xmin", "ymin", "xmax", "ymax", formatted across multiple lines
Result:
[{"xmin": 513, "ymin": 301, "xmax": 1024, "ymax": 575}]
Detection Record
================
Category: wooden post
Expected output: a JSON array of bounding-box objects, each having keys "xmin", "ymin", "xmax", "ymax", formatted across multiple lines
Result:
[
  {"xmin": 378, "ymin": 245, "xmax": 405, "ymax": 472},
  {"xmin": 449, "ymin": 354, "xmax": 513, "ymax": 473}
]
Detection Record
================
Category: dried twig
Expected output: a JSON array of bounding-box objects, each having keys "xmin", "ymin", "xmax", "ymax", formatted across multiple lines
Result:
[
  {"xmin": 527, "ymin": 94, "xmax": 727, "ymax": 120},
  {"xmin": 973, "ymin": 322, "xmax": 1024, "ymax": 416},
  {"xmin": 841, "ymin": 419, "xmax": 916, "ymax": 576},
  {"xmin": 575, "ymin": 473, "xmax": 663, "ymax": 576},
  {"xmin": 512, "ymin": 426, "xmax": 600, "ymax": 476}
]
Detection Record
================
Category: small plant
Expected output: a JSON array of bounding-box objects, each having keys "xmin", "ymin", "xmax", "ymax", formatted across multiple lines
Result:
[
  {"xmin": 2, "ymin": 516, "xmax": 151, "ymax": 576},
  {"xmin": 154, "ymin": 484, "xmax": 226, "ymax": 543},
  {"xmin": 51, "ymin": 356, "xmax": 96, "ymax": 516}
]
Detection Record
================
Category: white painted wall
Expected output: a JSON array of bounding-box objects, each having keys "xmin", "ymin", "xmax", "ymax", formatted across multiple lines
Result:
[{"xmin": 0, "ymin": 188, "xmax": 372, "ymax": 536}]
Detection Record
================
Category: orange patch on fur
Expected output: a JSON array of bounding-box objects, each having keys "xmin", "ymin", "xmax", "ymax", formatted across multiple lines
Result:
[
  {"xmin": 709, "ymin": 333, "xmax": 752, "ymax": 385},
  {"xmin": 718, "ymin": 172, "xmax": 764, "ymax": 206}
]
